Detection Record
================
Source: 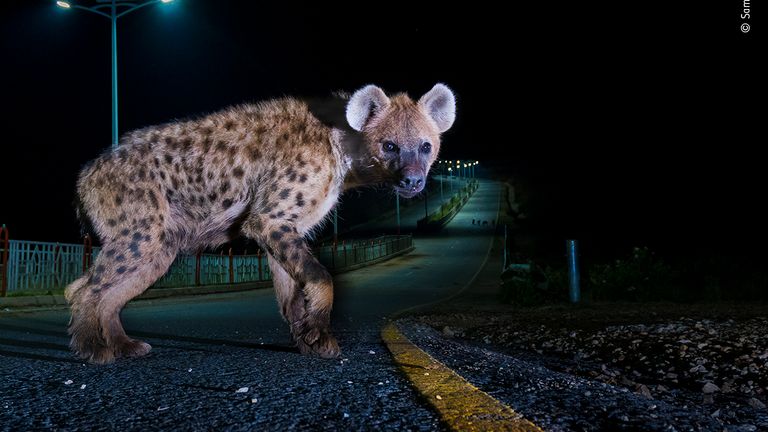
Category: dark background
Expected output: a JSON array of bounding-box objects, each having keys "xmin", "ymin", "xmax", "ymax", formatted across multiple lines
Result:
[{"xmin": 1, "ymin": 2, "xmax": 762, "ymax": 268}]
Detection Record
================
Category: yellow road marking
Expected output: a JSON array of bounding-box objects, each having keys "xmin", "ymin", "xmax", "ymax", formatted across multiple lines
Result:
[{"xmin": 382, "ymin": 323, "xmax": 544, "ymax": 432}]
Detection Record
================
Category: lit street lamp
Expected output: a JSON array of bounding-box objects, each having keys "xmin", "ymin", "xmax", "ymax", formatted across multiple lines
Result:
[{"xmin": 56, "ymin": 0, "xmax": 175, "ymax": 149}]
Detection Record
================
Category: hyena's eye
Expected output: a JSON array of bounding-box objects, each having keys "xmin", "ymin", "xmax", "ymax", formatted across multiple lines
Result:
[
  {"xmin": 420, "ymin": 142, "xmax": 432, "ymax": 154},
  {"xmin": 382, "ymin": 141, "xmax": 400, "ymax": 154}
]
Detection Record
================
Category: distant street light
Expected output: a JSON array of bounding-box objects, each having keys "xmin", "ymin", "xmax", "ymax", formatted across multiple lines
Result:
[
  {"xmin": 395, "ymin": 194, "xmax": 400, "ymax": 234},
  {"xmin": 439, "ymin": 171, "xmax": 443, "ymax": 202},
  {"xmin": 56, "ymin": 0, "xmax": 175, "ymax": 149}
]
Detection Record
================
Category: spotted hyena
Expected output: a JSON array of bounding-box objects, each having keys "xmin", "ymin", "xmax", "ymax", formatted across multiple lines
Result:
[{"xmin": 65, "ymin": 84, "xmax": 456, "ymax": 364}]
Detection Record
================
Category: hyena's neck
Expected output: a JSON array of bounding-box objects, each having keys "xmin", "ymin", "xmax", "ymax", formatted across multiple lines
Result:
[
  {"xmin": 337, "ymin": 132, "xmax": 378, "ymax": 191},
  {"xmin": 304, "ymin": 96, "xmax": 373, "ymax": 191},
  {"xmin": 328, "ymin": 128, "xmax": 353, "ymax": 186}
]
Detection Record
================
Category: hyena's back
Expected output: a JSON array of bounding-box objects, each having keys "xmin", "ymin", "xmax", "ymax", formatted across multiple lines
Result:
[{"xmin": 77, "ymin": 98, "xmax": 337, "ymax": 253}]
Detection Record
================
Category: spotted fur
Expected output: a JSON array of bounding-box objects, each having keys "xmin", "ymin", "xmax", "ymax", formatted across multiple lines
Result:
[{"xmin": 65, "ymin": 84, "xmax": 456, "ymax": 364}]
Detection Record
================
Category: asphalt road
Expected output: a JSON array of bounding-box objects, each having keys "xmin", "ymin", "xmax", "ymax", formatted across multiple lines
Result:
[{"xmin": 0, "ymin": 180, "xmax": 500, "ymax": 430}]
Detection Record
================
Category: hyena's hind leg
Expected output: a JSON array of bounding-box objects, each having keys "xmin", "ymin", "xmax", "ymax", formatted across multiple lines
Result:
[{"xmin": 67, "ymin": 238, "xmax": 177, "ymax": 364}]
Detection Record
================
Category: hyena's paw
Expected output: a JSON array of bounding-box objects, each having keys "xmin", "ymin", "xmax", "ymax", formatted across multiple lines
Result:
[
  {"xmin": 115, "ymin": 338, "xmax": 152, "ymax": 359},
  {"xmin": 69, "ymin": 319, "xmax": 115, "ymax": 364},
  {"xmin": 70, "ymin": 335, "xmax": 151, "ymax": 364},
  {"xmin": 291, "ymin": 316, "xmax": 341, "ymax": 358},
  {"xmin": 296, "ymin": 326, "xmax": 340, "ymax": 359},
  {"xmin": 70, "ymin": 339, "xmax": 116, "ymax": 365}
]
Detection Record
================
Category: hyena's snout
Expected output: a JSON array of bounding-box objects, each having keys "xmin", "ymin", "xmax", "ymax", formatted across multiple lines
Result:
[{"xmin": 396, "ymin": 168, "xmax": 425, "ymax": 198}]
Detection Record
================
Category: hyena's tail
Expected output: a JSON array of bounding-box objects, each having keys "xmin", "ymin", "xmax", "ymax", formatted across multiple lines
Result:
[{"xmin": 64, "ymin": 275, "xmax": 88, "ymax": 304}]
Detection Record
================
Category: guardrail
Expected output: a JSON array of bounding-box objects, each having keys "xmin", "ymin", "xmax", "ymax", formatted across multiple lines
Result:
[
  {"xmin": 0, "ymin": 224, "xmax": 413, "ymax": 296},
  {"xmin": 0, "ymin": 230, "xmax": 102, "ymax": 297},
  {"xmin": 416, "ymin": 180, "xmax": 479, "ymax": 232},
  {"xmin": 315, "ymin": 235, "xmax": 414, "ymax": 271}
]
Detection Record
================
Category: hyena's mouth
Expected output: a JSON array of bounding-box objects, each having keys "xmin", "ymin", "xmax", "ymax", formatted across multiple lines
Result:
[{"xmin": 394, "ymin": 187, "xmax": 421, "ymax": 199}]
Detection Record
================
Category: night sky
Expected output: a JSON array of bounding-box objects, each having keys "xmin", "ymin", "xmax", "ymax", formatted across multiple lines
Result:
[{"xmin": 1, "ymin": 2, "xmax": 762, "ymax": 264}]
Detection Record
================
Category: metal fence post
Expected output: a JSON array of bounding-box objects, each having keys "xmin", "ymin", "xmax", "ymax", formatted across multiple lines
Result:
[
  {"xmin": 195, "ymin": 251, "xmax": 201, "ymax": 286},
  {"xmin": 228, "ymin": 248, "xmax": 234, "ymax": 284},
  {"xmin": 82, "ymin": 234, "xmax": 92, "ymax": 273},
  {"xmin": 567, "ymin": 240, "xmax": 581, "ymax": 303},
  {"xmin": 503, "ymin": 224, "xmax": 508, "ymax": 271},
  {"xmin": 54, "ymin": 243, "xmax": 62, "ymax": 286},
  {"xmin": 396, "ymin": 195, "xmax": 400, "ymax": 235},
  {"xmin": 257, "ymin": 250, "xmax": 263, "ymax": 281},
  {"xmin": 1, "ymin": 224, "xmax": 8, "ymax": 297},
  {"xmin": 333, "ymin": 208, "xmax": 338, "ymax": 245}
]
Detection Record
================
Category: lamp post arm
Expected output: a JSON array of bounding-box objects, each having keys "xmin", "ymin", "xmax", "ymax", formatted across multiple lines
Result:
[
  {"xmin": 72, "ymin": 5, "xmax": 112, "ymax": 19},
  {"xmin": 116, "ymin": 0, "xmax": 163, "ymax": 18}
]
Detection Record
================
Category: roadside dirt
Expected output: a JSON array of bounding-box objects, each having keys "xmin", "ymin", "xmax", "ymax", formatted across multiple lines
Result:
[{"xmin": 415, "ymin": 303, "xmax": 768, "ymax": 430}]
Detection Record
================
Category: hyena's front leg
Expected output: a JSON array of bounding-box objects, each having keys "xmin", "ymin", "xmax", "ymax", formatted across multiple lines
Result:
[
  {"xmin": 245, "ymin": 217, "xmax": 340, "ymax": 358},
  {"xmin": 268, "ymin": 255, "xmax": 305, "ymax": 327}
]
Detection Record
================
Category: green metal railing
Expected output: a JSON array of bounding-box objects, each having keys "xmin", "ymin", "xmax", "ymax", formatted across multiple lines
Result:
[
  {"xmin": 315, "ymin": 235, "xmax": 414, "ymax": 270},
  {"xmin": 0, "ymin": 225, "xmax": 413, "ymax": 295},
  {"xmin": 417, "ymin": 180, "xmax": 479, "ymax": 230},
  {"xmin": 0, "ymin": 231, "xmax": 101, "ymax": 296}
]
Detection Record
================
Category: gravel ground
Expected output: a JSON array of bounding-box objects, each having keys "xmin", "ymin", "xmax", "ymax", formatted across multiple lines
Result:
[{"xmin": 412, "ymin": 303, "xmax": 768, "ymax": 431}]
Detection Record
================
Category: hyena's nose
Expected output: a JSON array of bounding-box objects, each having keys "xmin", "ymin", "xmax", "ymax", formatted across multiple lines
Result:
[{"xmin": 400, "ymin": 175, "xmax": 424, "ymax": 191}]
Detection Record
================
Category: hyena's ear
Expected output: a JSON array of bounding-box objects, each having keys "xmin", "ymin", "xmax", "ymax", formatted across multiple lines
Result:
[
  {"xmin": 346, "ymin": 85, "xmax": 391, "ymax": 131},
  {"xmin": 419, "ymin": 83, "xmax": 456, "ymax": 133}
]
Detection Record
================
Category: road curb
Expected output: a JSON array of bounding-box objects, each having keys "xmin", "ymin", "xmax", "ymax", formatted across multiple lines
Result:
[
  {"xmin": 0, "ymin": 282, "xmax": 270, "ymax": 310},
  {"xmin": 381, "ymin": 322, "xmax": 542, "ymax": 432}
]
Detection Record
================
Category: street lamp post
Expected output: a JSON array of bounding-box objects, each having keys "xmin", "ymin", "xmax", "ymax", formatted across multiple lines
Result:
[
  {"xmin": 439, "ymin": 172, "xmax": 443, "ymax": 202},
  {"xmin": 395, "ymin": 194, "xmax": 400, "ymax": 234},
  {"xmin": 57, "ymin": 0, "xmax": 174, "ymax": 149},
  {"xmin": 448, "ymin": 167, "xmax": 453, "ymax": 194},
  {"xmin": 333, "ymin": 208, "xmax": 338, "ymax": 244}
]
